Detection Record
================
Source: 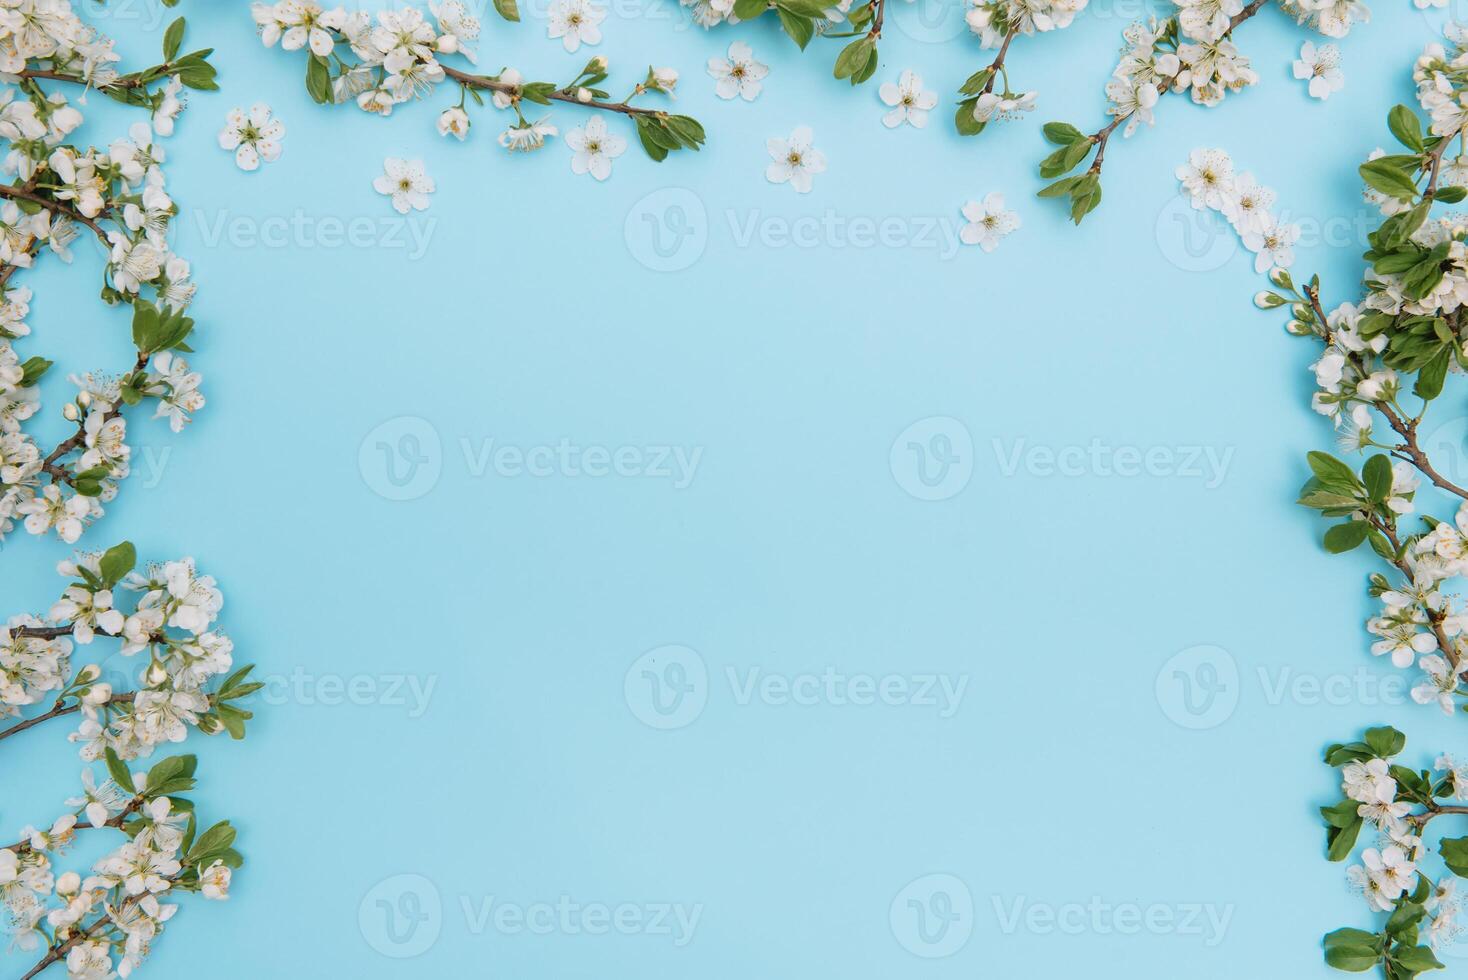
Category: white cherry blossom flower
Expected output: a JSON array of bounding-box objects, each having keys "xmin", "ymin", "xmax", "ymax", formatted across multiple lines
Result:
[
  {"xmin": 708, "ymin": 41, "xmax": 767, "ymax": 101},
  {"xmin": 217, "ymin": 104, "xmax": 284, "ymax": 172},
  {"xmin": 879, "ymin": 70, "xmax": 938, "ymax": 129},
  {"xmin": 373, "ymin": 157, "xmax": 435, "ymax": 213},
  {"xmin": 548, "ymin": 0, "xmax": 605, "ymax": 53},
  {"xmin": 1294, "ymin": 42, "xmax": 1344, "ymax": 100},
  {"xmin": 765, "ymin": 126, "xmax": 826, "ymax": 193},
  {"xmin": 566, "ymin": 115, "xmax": 626, "ymax": 180},
  {"xmin": 959, "ymin": 193, "xmax": 1020, "ymax": 252}
]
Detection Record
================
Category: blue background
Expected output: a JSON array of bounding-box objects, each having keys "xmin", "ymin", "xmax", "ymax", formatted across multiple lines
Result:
[{"xmin": 4, "ymin": 0, "xmax": 1468, "ymax": 975}]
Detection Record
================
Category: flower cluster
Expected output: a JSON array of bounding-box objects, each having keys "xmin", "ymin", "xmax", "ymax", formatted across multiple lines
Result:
[
  {"xmin": 2, "ymin": 754, "xmax": 240, "ymax": 978},
  {"xmin": 1175, "ymin": 148, "xmax": 1298, "ymax": 274},
  {"xmin": 1, "ymin": 542, "xmax": 258, "ymax": 979},
  {"xmin": 1188, "ymin": 31, "xmax": 1468, "ymax": 976},
  {"xmin": 1319, "ymin": 728, "xmax": 1467, "ymax": 974},
  {"xmin": 0, "ymin": 7, "xmax": 217, "ymax": 545},
  {"xmin": 1, "ymin": 543, "xmax": 259, "ymax": 761},
  {"xmin": 252, "ymin": 1, "xmax": 706, "ymax": 173},
  {"xmin": 1038, "ymin": 0, "xmax": 1368, "ymax": 224},
  {"xmin": 953, "ymin": 0, "xmax": 1087, "ymax": 138}
]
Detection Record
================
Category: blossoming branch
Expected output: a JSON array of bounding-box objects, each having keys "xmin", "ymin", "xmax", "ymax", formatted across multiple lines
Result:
[
  {"xmin": 1038, "ymin": 0, "xmax": 1368, "ymax": 223},
  {"xmin": 251, "ymin": 2, "xmax": 706, "ymax": 168},
  {"xmin": 0, "ymin": 9, "xmax": 217, "ymax": 545}
]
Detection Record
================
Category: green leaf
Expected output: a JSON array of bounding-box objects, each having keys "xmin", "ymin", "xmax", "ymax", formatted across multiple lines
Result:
[
  {"xmin": 163, "ymin": 16, "xmax": 185, "ymax": 61},
  {"xmin": 493, "ymin": 0, "xmax": 521, "ymax": 19},
  {"xmin": 1307, "ymin": 451, "xmax": 1363, "ymax": 491},
  {"xmin": 1363, "ymin": 454, "xmax": 1392, "ymax": 502},
  {"xmin": 18, "ymin": 356, "xmax": 51, "ymax": 386},
  {"xmin": 1436, "ymin": 185, "xmax": 1467, "ymax": 203},
  {"xmin": 1324, "ymin": 520, "xmax": 1370, "ymax": 554},
  {"xmin": 833, "ymin": 37, "xmax": 874, "ymax": 80},
  {"xmin": 1036, "ymin": 176, "xmax": 1081, "ymax": 199},
  {"xmin": 1440, "ymin": 836, "xmax": 1468, "ymax": 877},
  {"xmin": 633, "ymin": 118, "xmax": 669, "ymax": 162},
  {"xmin": 1042, "ymin": 122, "xmax": 1085, "ymax": 145},
  {"xmin": 1325, "ymin": 944, "xmax": 1381, "ymax": 971},
  {"xmin": 775, "ymin": 7, "xmax": 815, "ymax": 48},
  {"xmin": 1387, "ymin": 901, "xmax": 1427, "ymax": 937},
  {"xmin": 957, "ymin": 68, "xmax": 992, "ymax": 96},
  {"xmin": 305, "ymin": 54, "xmax": 332, "ymax": 105},
  {"xmin": 98, "ymin": 541, "xmax": 136, "ymax": 588},
  {"xmin": 1388, "ymin": 105, "xmax": 1425, "ymax": 153},
  {"xmin": 1364, "ymin": 726, "xmax": 1406, "ymax": 759},
  {"xmin": 1389, "ymin": 944, "xmax": 1444, "ymax": 973},
  {"xmin": 954, "ymin": 99, "xmax": 985, "ymax": 136},
  {"xmin": 732, "ymin": 0, "xmax": 768, "ymax": 17},
  {"xmin": 1415, "ymin": 347, "xmax": 1450, "ymax": 401},
  {"xmin": 1038, "ymin": 139, "xmax": 1091, "ymax": 179},
  {"xmin": 186, "ymin": 821, "xmax": 236, "ymax": 866},
  {"xmin": 1360, "ymin": 158, "xmax": 1422, "ymax": 202},
  {"xmin": 105, "ymin": 747, "xmax": 135, "ymax": 794}
]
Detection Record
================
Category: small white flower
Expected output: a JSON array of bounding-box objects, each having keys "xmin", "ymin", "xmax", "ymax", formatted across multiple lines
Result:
[
  {"xmin": 765, "ymin": 125, "xmax": 826, "ymax": 193},
  {"xmin": 566, "ymin": 115, "xmax": 626, "ymax": 180},
  {"xmin": 498, "ymin": 117, "xmax": 558, "ymax": 152},
  {"xmin": 1175, "ymin": 147, "xmax": 1236, "ymax": 211},
  {"xmin": 547, "ymin": 0, "xmax": 605, "ymax": 53},
  {"xmin": 217, "ymin": 104, "xmax": 284, "ymax": 172},
  {"xmin": 372, "ymin": 158, "xmax": 435, "ymax": 213},
  {"xmin": 959, "ymin": 193, "xmax": 1020, "ymax": 252},
  {"xmin": 972, "ymin": 90, "xmax": 1037, "ymax": 124},
  {"xmin": 437, "ymin": 106, "xmax": 470, "ymax": 141},
  {"xmin": 708, "ymin": 41, "xmax": 767, "ymax": 102},
  {"xmin": 879, "ymin": 70, "xmax": 939, "ymax": 129},
  {"xmin": 1293, "ymin": 41, "xmax": 1344, "ymax": 100},
  {"xmin": 1242, "ymin": 221, "xmax": 1300, "ymax": 274}
]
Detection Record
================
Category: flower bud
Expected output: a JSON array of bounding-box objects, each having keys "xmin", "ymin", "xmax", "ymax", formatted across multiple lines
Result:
[
  {"xmin": 576, "ymin": 87, "xmax": 592, "ymax": 103},
  {"xmin": 82, "ymin": 683, "xmax": 112, "ymax": 706},
  {"xmin": 62, "ymin": 402, "xmax": 80, "ymax": 421},
  {"xmin": 75, "ymin": 664, "xmax": 101, "ymax": 683},
  {"xmin": 145, "ymin": 661, "xmax": 168, "ymax": 686},
  {"xmin": 1268, "ymin": 267, "xmax": 1293, "ymax": 289},
  {"xmin": 56, "ymin": 872, "xmax": 80, "ymax": 895}
]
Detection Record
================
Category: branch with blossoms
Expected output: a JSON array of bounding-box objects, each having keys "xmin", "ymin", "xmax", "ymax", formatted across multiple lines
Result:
[
  {"xmin": 1175, "ymin": 28, "xmax": 1468, "ymax": 973},
  {"xmin": 251, "ymin": 2, "xmax": 705, "ymax": 171},
  {"xmin": 1037, "ymin": 0, "xmax": 1365, "ymax": 224},
  {"xmin": 1320, "ymin": 727, "xmax": 1467, "ymax": 977},
  {"xmin": 0, "ymin": 541, "xmax": 260, "ymax": 757},
  {"xmin": 952, "ymin": 0, "xmax": 1084, "ymax": 137},
  {"xmin": 0, "ymin": 9, "xmax": 217, "ymax": 546},
  {"xmin": 2, "ymin": 752, "xmax": 240, "ymax": 979}
]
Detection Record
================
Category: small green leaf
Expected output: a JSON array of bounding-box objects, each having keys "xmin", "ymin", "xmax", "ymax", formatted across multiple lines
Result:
[
  {"xmin": 1387, "ymin": 105, "xmax": 1425, "ymax": 153},
  {"xmin": 163, "ymin": 16, "xmax": 186, "ymax": 61},
  {"xmin": 1324, "ymin": 521, "xmax": 1371, "ymax": 554}
]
